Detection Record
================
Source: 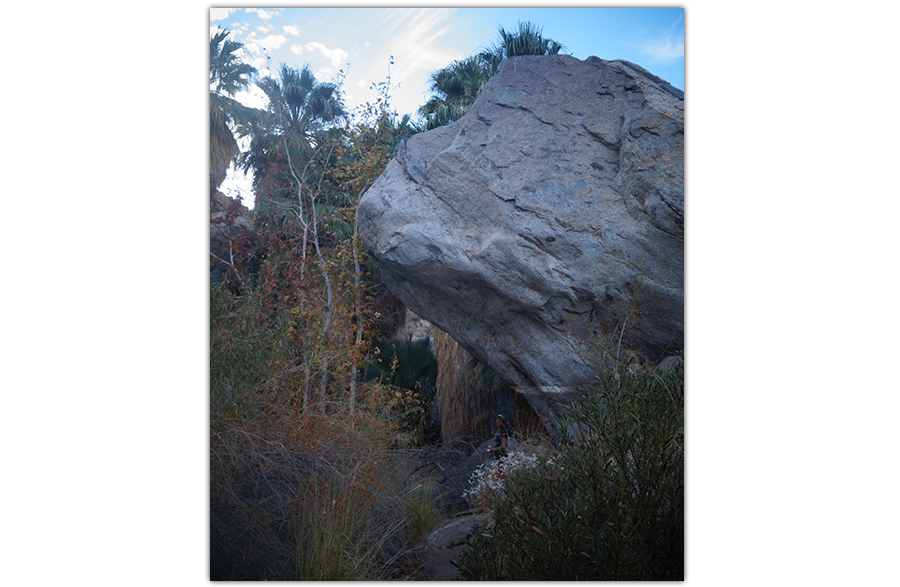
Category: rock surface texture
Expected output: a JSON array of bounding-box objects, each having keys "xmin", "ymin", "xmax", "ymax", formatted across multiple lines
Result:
[{"xmin": 358, "ymin": 55, "xmax": 684, "ymax": 435}]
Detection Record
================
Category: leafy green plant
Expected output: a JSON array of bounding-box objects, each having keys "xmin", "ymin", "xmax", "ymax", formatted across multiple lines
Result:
[
  {"xmin": 365, "ymin": 337, "xmax": 439, "ymax": 445},
  {"xmin": 396, "ymin": 381, "xmax": 439, "ymax": 446},
  {"xmin": 210, "ymin": 282, "xmax": 302, "ymax": 425},
  {"xmin": 210, "ymin": 27, "xmax": 261, "ymax": 191},
  {"xmin": 366, "ymin": 337, "xmax": 437, "ymax": 391},
  {"xmin": 453, "ymin": 361, "xmax": 684, "ymax": 580}
]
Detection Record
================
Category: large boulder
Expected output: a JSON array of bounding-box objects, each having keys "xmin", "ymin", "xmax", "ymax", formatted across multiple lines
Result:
[{"xmin": 358, "ymin": 55, "xmax": 683, "ymax": 436}]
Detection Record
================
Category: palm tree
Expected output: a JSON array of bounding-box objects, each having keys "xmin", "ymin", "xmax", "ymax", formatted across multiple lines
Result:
[
  {"xmin": 261, "ymin": 64, "xmax": 345, "ymax": 139},
  {"xmin": 210, "ymin": 28, "xmax": 260, "ymax": 193},
  {"xmin": 418, "ymin": 55, "xmax": 489, "ymax": 129},
  {"xmin": 479, "ymin": 21, "xmax": 565, "ymax": 76},
  {"xmin": 418, "ymin": 21, "xmax": 564, "ymax": 129},
  {"xmin": 242, "ymin": 63, "xmax": 346, "ymax": 193},
  {"xmin": 238, "ymin": 64, "xmax": 349, "ymax": 412}
]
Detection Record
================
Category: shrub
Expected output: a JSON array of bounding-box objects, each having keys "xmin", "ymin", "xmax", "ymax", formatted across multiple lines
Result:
[
  {"xmin": 366, "ymin": 337, "xmax": 439, "ymax": 445},
  {"xmin": 453, "ymin": 361, "xmax": 684, "ymax": 580},
  {"xmin": 210, "ymin": 283, "xmax": 302, "ymax": 424},
  {"xmin": 365, "ymin": 336, "xmax": 438, "ymax": 391},
  {"xmin": 461, "ymin": 451, "xmax": 540, "ymax": 513},
  {"xmin": 210, "ymin": 407, "xmax": 417, "ymax": 580},
  {"xmin": 211, "ymin": 286, "xmax": 432, "ymax": 580}
]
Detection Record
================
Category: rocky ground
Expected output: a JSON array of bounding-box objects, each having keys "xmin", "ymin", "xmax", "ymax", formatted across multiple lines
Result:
[
  {"xmin": 398, "ymin": 436, "xmax": 550, "ymax": 580},
  {"xmin": 398, "ymin": 439, "xmax": 488, "ymax": 580},
  {"xmin": 416, "ymin": 542, "xmax": 469, "ymax": 581}
]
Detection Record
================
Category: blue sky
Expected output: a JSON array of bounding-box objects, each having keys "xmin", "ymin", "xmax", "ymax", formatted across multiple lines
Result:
[
  {"xmin": 211, "ymin": 7, "xmax": 683, "ymax": 117},
  {"xmin": 210, "ymin": 6, "xmax": 684, "ymax": 204}
]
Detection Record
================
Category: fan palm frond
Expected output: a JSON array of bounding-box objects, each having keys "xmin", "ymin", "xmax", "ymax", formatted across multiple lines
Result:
[
  {"xmin": 421, "ymin": 21, "xmax": 563, "ymax": 130},
  {"xmin": 209, "ymin": 27, "xmax": 261, "ymax": 191}
]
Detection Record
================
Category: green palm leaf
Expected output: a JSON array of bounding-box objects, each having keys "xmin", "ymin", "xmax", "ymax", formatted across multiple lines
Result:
[
  {"xmin": 420, "ymin": 21, "xmax": 563, "ymax": 129},
  {"xmin": 210, "ymin": 27, "xmax": 261, "ymax": 191}
]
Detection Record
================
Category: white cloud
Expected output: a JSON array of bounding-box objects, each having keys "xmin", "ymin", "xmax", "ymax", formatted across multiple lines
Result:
[
  {"xmin": 243, "ymin": 8, "xmax": 280, "ymax": 22},
  {"xmin": 250, "ymin": 56, "xmax": 270, "ymax": 76},
  {"xmin": 315, "ymin": 67, "xmax": 339, "ymax": 83},
  {"xmin": 639, "ymin": 35, "xmax": 684, "ymax": 63},
  {"xmin": 639, "ymin": 17, "xmax": 685, "ymax": 64},
  {"xmin": 235, "ymin": 85, "xmax": 269, "ymax": 111},
  {"xmin": 283, "ymin": 24, "xmax": 300, "ymax": 37},
  {"xmin": 239, "ymin": 32, "xmax": 287, "ymax": 75},
  {"xmin": 254, "ymin": 34, "xmax": 288, "ymax": 52},
  {"xmin": 331, "ymin": 48, "xmax": 350, "ymax": 68},
  {"xmin": 210, "ymin": 8, "xmax": 238, "ymax": 22},
  {"xmin": 290, "ymin": 44, "xmax": 304, "ymax": 56},
  {"xmin": 305, "ymin": 41, "xmax": 350, "ymax": 68},
  {"xmin": 266, "ymin": 35, "xmax": 288, "ymax": 50},
  {"xmin": 257, "ymin": 24, "xmax": 274, "ymax": 34}
]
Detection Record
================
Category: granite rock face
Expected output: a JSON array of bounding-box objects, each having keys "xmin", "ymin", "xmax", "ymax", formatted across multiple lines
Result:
[{"xmin": 358, "ymin": 55, "xmax": 684, "ymax": 435}]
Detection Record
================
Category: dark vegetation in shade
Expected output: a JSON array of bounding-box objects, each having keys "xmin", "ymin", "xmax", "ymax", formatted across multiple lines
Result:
[
  {"xmin": 452, "ymin": 359, "xmax": 684, "ymax": 580},
  {"xmin": 366, "ymin": 337, "xmax": 441, "ymax": 445}
]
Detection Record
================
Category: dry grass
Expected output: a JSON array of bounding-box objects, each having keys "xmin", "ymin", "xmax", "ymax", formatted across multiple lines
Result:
[{"xmin": 210, "ymin": 340, "xmax": 440, "ymax": 581}]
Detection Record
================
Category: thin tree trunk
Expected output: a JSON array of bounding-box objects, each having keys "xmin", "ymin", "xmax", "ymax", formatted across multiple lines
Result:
[
  {"xmin": 348, "ymin": 186, "xmax": 369, "ymax": 417},
  {"xmin": 284, "ymin": 139, "xmax": 336, "ymax": 411},
  {"xmin": 302, "ymin": 363, "xmax": 310, "ymax": 410}
]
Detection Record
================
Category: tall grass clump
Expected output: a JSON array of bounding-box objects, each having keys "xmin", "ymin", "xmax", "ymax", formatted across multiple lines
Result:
[
  {"xmin": 402, "ymin": 482, "xmax": 446, "ymax": 542},
  {"xmin": 210, "ymin": 412, "xmax": 414, "ymax": 580},
  {"xmin": 211, "ymin": 284, "xmax": 434, "ymax": 580},
  {"xmin": 453, "ymin": 359, "xmax": 684, "ymax": 580}
]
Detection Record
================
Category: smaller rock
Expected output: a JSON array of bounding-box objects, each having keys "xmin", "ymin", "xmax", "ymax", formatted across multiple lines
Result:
[
  {"xmin": 658, "ymin": 355, "xmax": 684, "ymax": 374},
  {"xmin": 427, "ymin": 513, "xmax": 490, "ymax": 549}
]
